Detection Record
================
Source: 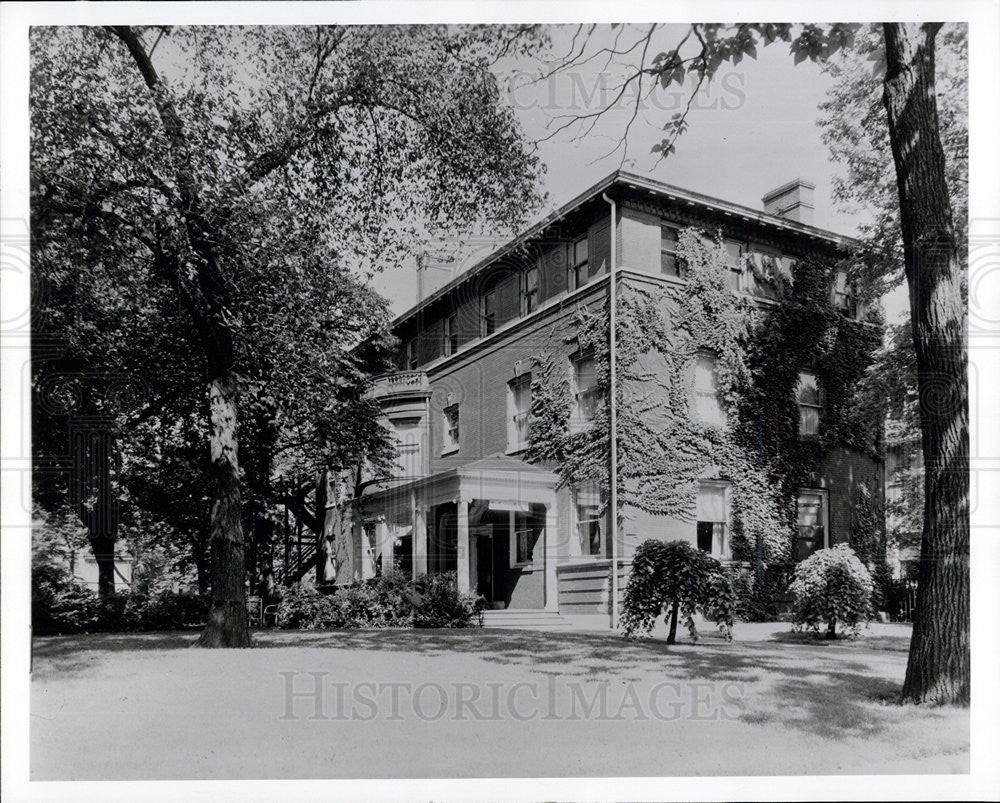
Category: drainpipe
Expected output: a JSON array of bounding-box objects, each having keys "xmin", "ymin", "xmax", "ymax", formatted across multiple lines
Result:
[{"xmin": 602, "ymin": 191, "xmax": 619, "ymax": 631}]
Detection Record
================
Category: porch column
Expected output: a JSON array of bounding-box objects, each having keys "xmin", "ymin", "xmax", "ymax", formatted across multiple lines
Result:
[
  {"xmin": 412, "ymin": 493, "xmax": 428, "ymax": 579},
  {"xmin": 351, "ymin": 516, "xmax": 363, "ymax": 583},
  {"xmin": 456, "ymin": 498, "xmax": 470, "ymax": 593},
  {"xmin": 567, "ymin": 488, "xmax": 583, "ymax": 557},
  {"xmin": 379, "ymin": 518, "xmax": 393, "ymax": 576},
  {"xmin": 544, "ymin": 498, "xmax": 559, "ymax": 611}
]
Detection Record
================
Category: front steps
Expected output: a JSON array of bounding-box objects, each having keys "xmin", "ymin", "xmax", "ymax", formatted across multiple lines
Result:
[{"xmin": 481, "ymin": 609, "xmax": 575, "ymax": 631}]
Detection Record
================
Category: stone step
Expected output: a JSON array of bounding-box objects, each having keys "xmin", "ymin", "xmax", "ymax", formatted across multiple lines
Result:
[{"xmin": 481, "ymin": 610, "xmax": 575, "ymax": 631}]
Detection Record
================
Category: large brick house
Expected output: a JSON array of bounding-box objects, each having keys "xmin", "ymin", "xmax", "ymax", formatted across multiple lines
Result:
[{"xmin": 332, "ymin": 171, "xmax": 882, "ymax": 625}]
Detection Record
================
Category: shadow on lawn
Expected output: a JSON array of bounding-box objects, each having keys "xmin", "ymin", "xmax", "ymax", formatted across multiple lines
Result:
[
  {"xmin": 33, "ymin": 626, "xmax": 920, "ymax": 740},
  {"xmin": 260, "ymin": 628, "xmax": 926, "ymax": 740}
]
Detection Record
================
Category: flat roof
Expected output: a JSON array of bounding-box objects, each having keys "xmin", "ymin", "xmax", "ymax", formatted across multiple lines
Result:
[{"xmin": 393, "ymin": 170, "xmax": 858, "ymax": 328}]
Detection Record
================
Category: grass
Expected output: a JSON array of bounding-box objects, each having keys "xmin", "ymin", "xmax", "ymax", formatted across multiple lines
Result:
[{"xmin": 30, "ymin": 622, "xmax": 969, "ymax": 780}]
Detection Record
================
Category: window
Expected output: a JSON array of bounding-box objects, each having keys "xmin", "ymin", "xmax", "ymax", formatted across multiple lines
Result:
[
  {"xmin": 391, "ymin": 418, "xmax": 422, "ymax": 477},
  {"xmin": 482, "ymin": 289, "xmax": 497, "ymax": 336},
  {"xmin": 832, "ymin": 271, "xmax": 857, "ymax": 318},
  {"xmin": 363, "ymin": 521, "xmax": 380, "ymax": 574},
  {"xmin": 797, "ymin": 371, "xmax": 822, "ymax": 435},
  {"xmin": 511, "ymin": 511, "xmax": 542, "ymax": 567},
  {"xmin": 723, "ymin": 238, "xmax": 744, "ymax": 291},
  {"xmin": 747, "ymin": 246, "xmax": 785, "ymax": 299},
  {"xmin": 696, "ymin": 483, "xmax": 728, "ymax": 558},
  {"xmin": 404, "ymin": 338, "xmax": 417, "ymax": 370},
  {"xmin": 571, "ymin": 355, "xmax": 599, "ymax": 429},
  {"xmin": 513, "ymin": 528, "xmax": 534, "ymax": 566},
  {"xmin": 795, "ymin": 490, "xmax": 828, "ymax": 561},
  {"xmin": 441, "ymin": 404, "xmax": 460, "ymax": 453},
  {"xmin": 508, "ymin": 509, "xmax": 543, "ymax": 568},
  {"xmin": 507, "ymin": 374, "xmax": 532, "ymax": 452},
  {"xmin": 661, "ymin": 225, "xmax": 682, "ymax": 277},
  {"xmin": 522, "ymin": 267, "xmax": 539, "ymax": 315},
  {"xmin": 693, "ymin": 353, "xmax": 725, "ymax": 427},
  {"xmin": 570, "ymin": 236, "xmax": 589, "ymax": 290},
  {"xmin": 445, "ymin": 313, "xmax": 459, "ymax": 355},
  {"xmin": 575, "ymin": 485, "xmax": 604, "ymax": 556}
]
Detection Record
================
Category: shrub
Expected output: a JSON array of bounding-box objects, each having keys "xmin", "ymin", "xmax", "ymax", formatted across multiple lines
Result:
[
  {"xmin": 275, "ymin": 586, "xmax": 340, "ymax": 629},
  {"xmin": 789, "ymin": 544, "xmax": 874, "ymax": 638},
  {"xmin": 275, "ymin": 572, "xmax": 483, "ymax": 630},
  {"xmin": 137, "ymin": 591, "xmax": 209, "ymax": 630},
  {"xmin": 33, "ymin": 574, "xmax": 100, "ymax": 635},
  {"xmin": 411, "ymin": 572, "xmax": 485, "ymax": 628},
  {"xmin": 334, "ymin": 583, "xmax": 398, "ymax": 628},
  {"xmin": 620, "ymin": 539, "xmax": 736, "ymax": 643},
  {"xmin": 732, "ymin": 562, "xmax": 794, "ymax": 622}
]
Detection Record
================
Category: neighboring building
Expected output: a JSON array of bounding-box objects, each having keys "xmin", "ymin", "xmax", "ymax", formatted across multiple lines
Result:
[
  {"xmin": 332, "ymin": 171, "xmax": 880, "ymax": 624},
  {"xmin": 67, "ymin": 547, "xmax": 134, "ymax": 591},
  {"xmin": 885, "ymin": 433, "xmax": 923, "ymax": 579}
]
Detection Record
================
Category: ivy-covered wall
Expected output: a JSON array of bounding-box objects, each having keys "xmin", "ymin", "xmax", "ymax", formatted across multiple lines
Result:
[{"xmin": 525, "ymin": 225, "xmax": 883, "ymax": 569}]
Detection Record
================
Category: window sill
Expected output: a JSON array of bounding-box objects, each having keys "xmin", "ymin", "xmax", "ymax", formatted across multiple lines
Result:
[
  {"xmin": 440, "ymin": 445, "xmax": 459, "ymax": 456},
  {"xmin": 505, "ymin": 444, "xmax": 529, "ymax": 456}
]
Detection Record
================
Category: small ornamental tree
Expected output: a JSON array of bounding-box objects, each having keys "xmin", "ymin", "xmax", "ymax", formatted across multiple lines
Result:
[
  {"xmin": 789, "ymin": 544, "xmax": 874, "ymax": 638},
  {"xmin": 620, "ymin": 539, "xmax": 736, "ymax": 644}
]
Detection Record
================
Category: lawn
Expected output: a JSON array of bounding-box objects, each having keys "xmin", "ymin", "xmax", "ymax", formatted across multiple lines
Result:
[{"xmin": 30, "ymin": 622, "xmax": 969, "ymax": 780}]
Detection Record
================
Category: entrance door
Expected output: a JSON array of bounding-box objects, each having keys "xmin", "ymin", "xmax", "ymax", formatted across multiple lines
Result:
[{"xmin": 474, "ymin": 528, "xmax": 495, "ymax": 603}]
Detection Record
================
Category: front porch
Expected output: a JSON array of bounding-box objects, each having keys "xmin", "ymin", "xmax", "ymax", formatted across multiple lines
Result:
[{"xmin": 349, "ymin": 454, "xmax": 561, "ymax": 611}]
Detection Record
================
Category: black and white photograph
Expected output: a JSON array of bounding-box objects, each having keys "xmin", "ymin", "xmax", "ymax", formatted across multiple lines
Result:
[{"xmin": 2, "ymin": 1, "xmax": 998, "ymax": 800}]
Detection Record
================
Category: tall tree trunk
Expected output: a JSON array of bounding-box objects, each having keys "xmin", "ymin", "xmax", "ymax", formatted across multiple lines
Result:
[
  {"xmin": 198, "ymin": 373, "xmax": 251, "ymax": 647},
  {"xmin": 90, "ymin": 535, "xmax": 117, "ymax": 598},
  {"xmin": 882, "ymin": 22, "xmax": 969, "ymax": 705},
  {"xmin": 112, "ymin": 26, "xmax": 251, "ymax": 647},
  {"xmin": 73, "ymin": 426, "xmax": 118, "ymax": 597},
  {"xmin": 194, "ymin": 539, "xmax": 210, "ymax": 596}
]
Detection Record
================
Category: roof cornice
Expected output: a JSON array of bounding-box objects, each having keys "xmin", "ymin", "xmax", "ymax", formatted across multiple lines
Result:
[{"xmin": 393, "ymin": 170, "xmax": 858, "ymax": 328}]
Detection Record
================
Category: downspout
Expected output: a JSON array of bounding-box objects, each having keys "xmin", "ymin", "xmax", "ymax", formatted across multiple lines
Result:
[{"xmin": 602, "ymin": 191, "xmax": 619, "ymax": 630}]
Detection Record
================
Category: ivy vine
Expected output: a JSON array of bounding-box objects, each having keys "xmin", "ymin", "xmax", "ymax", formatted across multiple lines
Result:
[{"xmin": 524, "ymin": 226, "xmax": 882, "ymax": 570}]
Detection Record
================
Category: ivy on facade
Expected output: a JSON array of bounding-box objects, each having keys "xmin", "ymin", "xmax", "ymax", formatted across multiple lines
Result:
[{"xmin": 525, "ymin": 226, "xmax": 882, "ymax": 570}]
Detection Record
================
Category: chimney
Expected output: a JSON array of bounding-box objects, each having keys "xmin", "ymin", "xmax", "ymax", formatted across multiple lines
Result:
[{"xmin": 761, "ymin": 178, "xmax": 815, "ymax": 224}]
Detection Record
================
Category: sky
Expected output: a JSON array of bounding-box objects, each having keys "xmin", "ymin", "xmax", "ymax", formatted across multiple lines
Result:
[{"xmin": 370, "ymin": 23, "xmax": 899, "ymax": 318}]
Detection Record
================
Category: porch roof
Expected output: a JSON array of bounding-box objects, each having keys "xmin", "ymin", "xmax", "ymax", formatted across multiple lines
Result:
[
  {"xmin": 358, "ymin": 453, "xmax": 559, "ymax": 513},
  {"xmin": 456, "ymin": 453, "xmax": 557, "ymax": 479}
]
